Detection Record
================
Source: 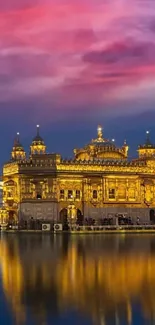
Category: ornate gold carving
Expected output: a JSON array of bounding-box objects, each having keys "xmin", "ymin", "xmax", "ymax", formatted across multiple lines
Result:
[
  {"xmin": 3, "ymin": 126, "xmax": 155, "ymax": 220},
  {"xmin": 3, "ymin": 164, "xmax": 19, "ymax": 176}
]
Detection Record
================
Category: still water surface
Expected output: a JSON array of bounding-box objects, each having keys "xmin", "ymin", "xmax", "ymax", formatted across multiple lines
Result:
[{"xmin": 0, "ymin": 234, "xmax": 155, "ymax": 325}]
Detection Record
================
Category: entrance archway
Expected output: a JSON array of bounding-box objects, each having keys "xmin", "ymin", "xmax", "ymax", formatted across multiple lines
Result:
[
  {"xmin": 59, "ymin": 208, "xmax": 68, "ymax": 223},
  {"xmin": 59, "ymin": 207, "xmax": 83, "ymax": 225},
  {"xmin": 8, "ymin": 211, "xmax": 16, "ymax": 225}
]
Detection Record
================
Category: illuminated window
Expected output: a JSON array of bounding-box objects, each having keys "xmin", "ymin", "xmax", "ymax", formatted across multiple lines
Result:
[
  {"xmin": 68, "ymin": 190, "xmax": 73, "ymax": 199},
  {"xmin": 93, "ymin": 190, "xmax": 97, "ymax": 199},
  {"xmin": 76, "ymin": 190, "xmax": 80, "ymax": 199},
  {"xmin": 109, "ymin": 189, "xmax": 115, "ymax": 199},
  {"xmin": 60, "ymin": 189, "xmax": 64, "ymax": 199}
]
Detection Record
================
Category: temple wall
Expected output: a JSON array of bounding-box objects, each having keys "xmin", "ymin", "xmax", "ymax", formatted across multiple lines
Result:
[
  {"xmin": 19, "ymin": 201, "xmax": 150, "ymax": 223},
  {"xmin": 84, "ymin": 206, "xmax": 150, "ymax": 223},
  {"xmin": 19, "ymin": 202, "xmax": 59, "ymax": 222}
]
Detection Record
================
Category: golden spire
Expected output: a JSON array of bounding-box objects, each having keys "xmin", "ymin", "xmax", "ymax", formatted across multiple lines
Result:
[
  {"xmin": 92, "ymin": 125, "xmax": 105, "ymax": 143},
  {"xmin": 97, "ymin": 125, "xmax": 103, "ymax": 140},
  {"xmin": 36, "ymin": 124, "xmax": 40, "ymax": 137},
  {"xmin": 16, "ymin": 132, "xmax": 20, "ymax": 144},
  {"xmin": 145, "ymin": 130, "xmax": 152, "ymax": 146}
]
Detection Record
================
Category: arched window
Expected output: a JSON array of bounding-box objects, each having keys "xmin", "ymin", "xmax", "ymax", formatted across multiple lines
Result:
[
  {"xmin": 93, "ymin": 190, "xmax": 97, "ymax": 199},
  {"xmin": 109, "ymin": 189, "xmax": 115, "ymax": 199},
  {"xmin": 68, "ymin": 190, "xmax": 73, "ymax": 199},
  {"xmin": 76, "ymin": 190, "xmax": 80, "ymax": 199},
  {"xmin": 60, "ymin": 189, "xmax": 64, "ymax": 199}
]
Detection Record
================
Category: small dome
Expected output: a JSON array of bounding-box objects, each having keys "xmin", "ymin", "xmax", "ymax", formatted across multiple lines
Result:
[
  {"xmin": 139, "ymin": 131, "xmax": 155, "ymax": 149},
  {"xmin": 138, "ymin": 131, "xmax": 155, "ymax": 159},
  {"xmin": 11, "ymin": 133, "xmax": 26, "ymax": 160},
  {"xmin": 30, "ymin": 125, "xmax": 46, "ymax": 155},
  {"xmin": 32, "ymin": 135, "xmax": 44, "ymax": 143},
  {"xmin": 32, "ymin": 125, "xmax": 45, "ymax": 144}
]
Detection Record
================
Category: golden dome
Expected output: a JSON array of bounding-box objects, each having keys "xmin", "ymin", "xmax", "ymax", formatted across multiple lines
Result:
[{"xmin": 74, "ymin": 126, "xmax": 128, "ymax": 161}]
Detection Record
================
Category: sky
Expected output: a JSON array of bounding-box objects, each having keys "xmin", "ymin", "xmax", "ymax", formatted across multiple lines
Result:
[{"xmin": 0, "ymin": 0, "xmax": 155, "ymax": 163}]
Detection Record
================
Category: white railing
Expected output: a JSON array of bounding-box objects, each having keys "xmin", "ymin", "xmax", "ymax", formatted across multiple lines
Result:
[{"xmin": 68, "ymin": 225, "xmax": 155, "ymax": 231}]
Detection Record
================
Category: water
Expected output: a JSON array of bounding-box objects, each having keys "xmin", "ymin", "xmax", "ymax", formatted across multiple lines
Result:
[{"xmin": 0, "ymin": 234, "xmax": 155, "ymax": 325}]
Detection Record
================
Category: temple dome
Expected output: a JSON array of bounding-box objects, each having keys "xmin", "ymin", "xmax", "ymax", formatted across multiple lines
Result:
[
  {"xmin": 74, "ymin": 126, "xmax": 128, "ymax": 161},
  {"xmin": 32, "ymin": 134, "xmax": 44, "ymax": 143}
]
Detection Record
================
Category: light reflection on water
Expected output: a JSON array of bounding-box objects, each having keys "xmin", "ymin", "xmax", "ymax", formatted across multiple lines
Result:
[{"xmin": 0, "ymin": 234, "xmax": 155, "ymax": 325}]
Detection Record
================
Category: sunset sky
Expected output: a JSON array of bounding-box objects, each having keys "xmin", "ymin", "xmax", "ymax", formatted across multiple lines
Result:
[{"xmin": 0, "ymin": 0, "xmax": 155, "ymax": 163}]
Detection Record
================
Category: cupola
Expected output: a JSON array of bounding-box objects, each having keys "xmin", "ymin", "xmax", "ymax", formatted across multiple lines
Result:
[
  {"xmin": 138, "ymin": 131, "xmax": 155, "ymax": 159},
  {"xmin": 30, "ymin": 125, "xmax": 46, "ymax": 155},
  {"xmin": 11, "ymin": 132, "xmax": 26, "ymax": 160}
]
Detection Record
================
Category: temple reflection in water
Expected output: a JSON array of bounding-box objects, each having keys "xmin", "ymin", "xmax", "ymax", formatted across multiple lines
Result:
[{"xmin": 1, "ymin": 235, "xmax": 155, "ymax": 325}]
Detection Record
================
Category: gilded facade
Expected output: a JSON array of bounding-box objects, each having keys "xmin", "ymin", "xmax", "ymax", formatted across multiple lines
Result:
[{"xmin": 2, "ymin": 125, "xmax": 155, "ymax": 223}]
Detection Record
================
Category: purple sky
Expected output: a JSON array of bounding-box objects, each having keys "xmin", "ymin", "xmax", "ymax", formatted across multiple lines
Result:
[{"xmin": 0, "ymin": 0, "xmax": 155, "ymax": 163}]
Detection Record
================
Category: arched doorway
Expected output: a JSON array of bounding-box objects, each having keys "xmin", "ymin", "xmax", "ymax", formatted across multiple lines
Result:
[
  {"xmin": 59, "ymin": 207, "xmax": 83, "ymax": 225},
  {"xmin": 8, "ymin": 211, "xmax": 16, "ymax": 225},
  {"xmin": 77, "ymin": 209, "xmax": 84, "ymax": 225},
  {"xmin": 59, "ymin": 208, "xmax": 68, "ymax": 223}
]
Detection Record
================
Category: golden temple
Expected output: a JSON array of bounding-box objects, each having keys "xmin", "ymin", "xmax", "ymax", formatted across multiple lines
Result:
[{"xmin": 2, "ymin": 125, "xmax": 155, "ymax": 224}]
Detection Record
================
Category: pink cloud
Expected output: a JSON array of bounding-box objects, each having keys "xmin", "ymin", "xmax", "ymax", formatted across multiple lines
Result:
[{"xmin": 0, "ymin": 0, "xmax": 155, "ymax": 119}]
